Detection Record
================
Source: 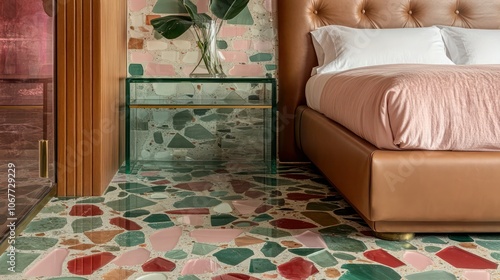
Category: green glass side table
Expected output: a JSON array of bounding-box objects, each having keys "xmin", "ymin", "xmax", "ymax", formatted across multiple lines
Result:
[{"xmin": 125, "ymin": 77, "xmax": 277, "ymax": 174}]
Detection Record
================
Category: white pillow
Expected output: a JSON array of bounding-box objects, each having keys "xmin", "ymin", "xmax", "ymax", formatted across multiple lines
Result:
[
  {"xmin": 310, "ymin": 25, "xmax": 454, "ymax": 74},
  {"xmin": 310, "ymin": 35, "xmax": 325, "ymax": 75},
  {"xmin": 439, "ymin": 26, "xmax": 500, "ymax": 65}
]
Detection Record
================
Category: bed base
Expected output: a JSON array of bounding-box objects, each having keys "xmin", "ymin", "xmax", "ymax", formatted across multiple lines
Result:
[{"xmin": 296, "ymin": 106, "xmax": 500, "ymax": 233}]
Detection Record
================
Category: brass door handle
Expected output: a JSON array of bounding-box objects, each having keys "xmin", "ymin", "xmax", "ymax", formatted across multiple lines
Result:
[{"xmin": 39, "ymin": 140, "xmax": 49, "ymax": 178}]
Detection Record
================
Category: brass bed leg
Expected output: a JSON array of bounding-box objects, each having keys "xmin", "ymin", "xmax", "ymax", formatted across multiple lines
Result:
[{"xmin": 374, "ymin": 232, "xmax": 415, "ymax": 241}]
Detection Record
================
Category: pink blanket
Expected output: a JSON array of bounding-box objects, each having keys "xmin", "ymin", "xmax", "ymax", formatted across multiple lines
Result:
[{"xmin": 318, "ymin": 64, "xmax": 500, "ymax": 150}]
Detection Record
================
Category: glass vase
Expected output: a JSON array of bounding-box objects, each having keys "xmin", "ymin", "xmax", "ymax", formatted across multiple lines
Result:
[{"xmin": 190, "ymin": 20, "xmax": 226, "ymax": 78}]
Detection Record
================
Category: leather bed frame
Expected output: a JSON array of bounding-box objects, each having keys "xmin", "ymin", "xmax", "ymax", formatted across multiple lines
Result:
[{"xmin": 277, "ymin": 0, "xmax": 500, "ymax": 236}]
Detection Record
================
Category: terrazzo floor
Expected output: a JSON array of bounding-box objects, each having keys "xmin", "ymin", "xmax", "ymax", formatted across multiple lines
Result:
[{"xmin": 1, "ymin": 162, "xmax": 500, "ymax": 280}]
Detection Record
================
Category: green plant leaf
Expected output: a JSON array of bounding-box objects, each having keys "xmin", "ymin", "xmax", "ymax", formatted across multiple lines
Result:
[
  {"xmin": 227, "ymin": 6, "xmax": 253, "ymax": 25},
  {"xmin": 209, "ymin": 0, "xmax": 250, "ymax": 20},
  {"xmin": 184, "ymin": 0, "xmax": 212, "ymax": 27},
  {"xmin": 151, "ymin": 15, "xmax": 193, "ymax": 39},
  {"xmin": 183, "ymin": 0, "xmax": 199, "ymax": 19}
]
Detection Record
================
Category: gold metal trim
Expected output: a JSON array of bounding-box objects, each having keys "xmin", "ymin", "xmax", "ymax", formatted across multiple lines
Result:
[
  {"xmin": 374, "ymin": 232, "xmax": 415, "ymax": 241},
  {"xmin": 0, "ymin": 105, "xmax": 43, "ymax": 110},
  {"xmin": 130, "ymin": 105, "xmax": 272, "ymax": 109},
  {"xmin": 39, "ymin": 140, "xmax": 49, "ymax": 178}
]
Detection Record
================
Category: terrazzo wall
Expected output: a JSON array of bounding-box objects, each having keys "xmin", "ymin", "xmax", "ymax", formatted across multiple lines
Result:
[
  {"xmin": 127, "ymin": 0, "xmax": 278, "ymax": 163},
  {"xmin": 128, "ymin": 0, "xmax": 277, "ymax": 77}
]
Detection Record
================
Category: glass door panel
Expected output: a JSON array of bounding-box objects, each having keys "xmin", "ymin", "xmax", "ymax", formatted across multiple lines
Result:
[{"xmin": 0, "ymin": 0, "xmax": 55, "ymax": 243}]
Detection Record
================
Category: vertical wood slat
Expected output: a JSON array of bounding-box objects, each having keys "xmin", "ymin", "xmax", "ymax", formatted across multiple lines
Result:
[
  {"xmin": 57, "ymin": 0, "xmax": 126, "ymax": 196},
  {"xmin": 82, "ymin": 0, "xmax": 93, "ymax": 196},
  {"xmin": 66, "ymin": 0, "xmax": 77, "ymax": 196},
  {"xmin": 56, "ymin": 0, "xmax": 67, "ymax": 196},
  {"xmin": 92, "ymin": 0, "xmax": 102, "ymax": 195},
  {"xmin": 75, "ymin": 0, "xmax": 84, "ymax": 196},
  {"xmin": 92, "ymin": 0, "xmax": 127, "ymax": 194}
]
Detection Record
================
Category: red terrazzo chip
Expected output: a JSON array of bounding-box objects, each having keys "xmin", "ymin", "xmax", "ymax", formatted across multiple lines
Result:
[
  {"xmin": 151, "ymin": 179, "xmax": 171, "ymax": 185},
  {"xmin": 364, "ymin": 249, "xmax": 406, "ymax": 268},
  {"xmin": 286, "ymin": 193, "xmax": 325, "ymax": 201},
  {"xmin": 436, "ymin": 246, "xmax": 498, "ymax": 269},
  {"xmin": 142, "ymin": 257, "xmax": 176, "ymax": 272},
  {"xmin": 69, "ymin": 205, "xmax": 104, "ymax": 217},
  {"xmin": 270, "ymin": 218, "xmax": 317, "ymax": 229},
  {"xmin": 277, "ymin": 257, "xmax": 319, "ymax": 279},
  {"xmin": 212, "ymin": 273, "xmax": 260, "ymax": 280},
  {"xmin": 67, "ymin": 252, "xmax": 115, "ymax": 275},
  {"xmin": 231, "ymin": 179, "xmax": 257, "ymax": 193},
  {"xmin": 110, "ymin": 217, "xmax": 142, "ymax": 230}
]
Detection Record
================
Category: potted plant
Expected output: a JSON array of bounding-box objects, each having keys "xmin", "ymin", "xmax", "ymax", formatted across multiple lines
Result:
[{"xmin": 151, "ymin": 0, "xmax": 250, "ymax": 77}]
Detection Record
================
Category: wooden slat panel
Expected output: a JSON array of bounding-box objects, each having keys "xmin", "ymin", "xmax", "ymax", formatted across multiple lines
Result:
[{"xmin": 57, "ymin": 0, "xmax": 126, "ymax": 196}]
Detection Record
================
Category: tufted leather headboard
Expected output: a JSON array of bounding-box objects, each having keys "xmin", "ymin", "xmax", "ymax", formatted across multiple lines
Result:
[{"xmin": 277, "ymin": 0, "xmax": 500, "ymax": 162}]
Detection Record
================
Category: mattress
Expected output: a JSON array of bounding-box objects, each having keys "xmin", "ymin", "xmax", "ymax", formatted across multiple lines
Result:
[
  {"xmin": 305, "ymin": 72, "xmax": 335, "ymax": 111},
  {"xmin": 305, "ymin": 64, "xmax": 500, "ymax": 151}
]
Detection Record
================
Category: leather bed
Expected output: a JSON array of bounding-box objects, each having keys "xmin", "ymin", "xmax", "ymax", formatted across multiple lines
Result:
[{"xmin": 277, "ymin": 0, "xmax": 500, "ymax": 239}]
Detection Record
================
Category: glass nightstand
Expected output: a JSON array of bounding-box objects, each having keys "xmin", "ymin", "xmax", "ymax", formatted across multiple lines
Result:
[{"xmin": 125, "ymin": 77, "xmax": 277, "ymax": 174}]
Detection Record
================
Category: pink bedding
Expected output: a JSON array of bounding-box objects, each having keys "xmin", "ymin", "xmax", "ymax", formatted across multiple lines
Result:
[{"xmin": 318, "ymin": 64, "xmax": 500, "ymax": 150}]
